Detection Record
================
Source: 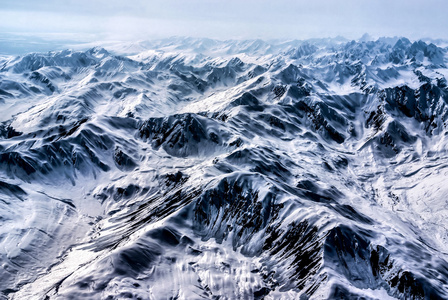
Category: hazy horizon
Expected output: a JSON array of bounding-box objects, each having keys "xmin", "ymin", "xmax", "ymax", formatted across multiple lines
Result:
[{"xmin": 2, "ymin": 0, "xmax": 447, "ymax": 42}]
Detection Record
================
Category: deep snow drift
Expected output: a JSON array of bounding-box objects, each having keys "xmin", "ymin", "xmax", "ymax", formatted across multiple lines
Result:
[{"xmin": 1, "ymin": 37, "xmax": 448, "ymax": 299}]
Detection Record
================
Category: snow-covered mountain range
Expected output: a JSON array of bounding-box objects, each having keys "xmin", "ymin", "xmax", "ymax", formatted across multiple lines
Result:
[{"xmin": 1, "ymin": 36, "xmax": 448, "ymax": 299}]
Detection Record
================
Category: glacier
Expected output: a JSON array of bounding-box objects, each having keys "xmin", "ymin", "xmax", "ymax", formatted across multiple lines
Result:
[{"xmin": 1, "ymin": 36, "xmax": 448, "ymax": 299}]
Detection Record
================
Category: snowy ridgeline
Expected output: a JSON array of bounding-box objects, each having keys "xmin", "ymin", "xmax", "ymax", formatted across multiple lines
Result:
[{"xmin": 1, "ymin": 37, "xmax": 448, "ymax": 299}]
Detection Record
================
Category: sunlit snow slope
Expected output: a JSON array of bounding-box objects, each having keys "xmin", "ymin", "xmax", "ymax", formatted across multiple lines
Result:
[{"xmin": 1, "ymin": 37, "xmax": 448, "ymax": 299}]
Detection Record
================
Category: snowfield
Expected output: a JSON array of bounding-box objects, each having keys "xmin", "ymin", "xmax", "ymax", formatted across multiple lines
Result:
[{"xmin": 1, "ymin": 36, "xmax": 448, "ymax": 299}]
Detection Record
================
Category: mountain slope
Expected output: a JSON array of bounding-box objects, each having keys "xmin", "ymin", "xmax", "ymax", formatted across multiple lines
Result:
[{"xmin": 1, "ymin": 37, "xmax": 448, "ymax": 299}]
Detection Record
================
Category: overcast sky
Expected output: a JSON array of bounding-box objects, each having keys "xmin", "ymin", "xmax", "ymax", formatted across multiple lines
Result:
[{"xmin": 1, "ymin": 0, "xmax": 447, "ymax": 41}]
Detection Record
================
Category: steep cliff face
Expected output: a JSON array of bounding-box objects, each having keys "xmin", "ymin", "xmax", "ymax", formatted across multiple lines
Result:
[{"xmin": 1, "ymin": 37, "xmax": 448, "ymax": 299}]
